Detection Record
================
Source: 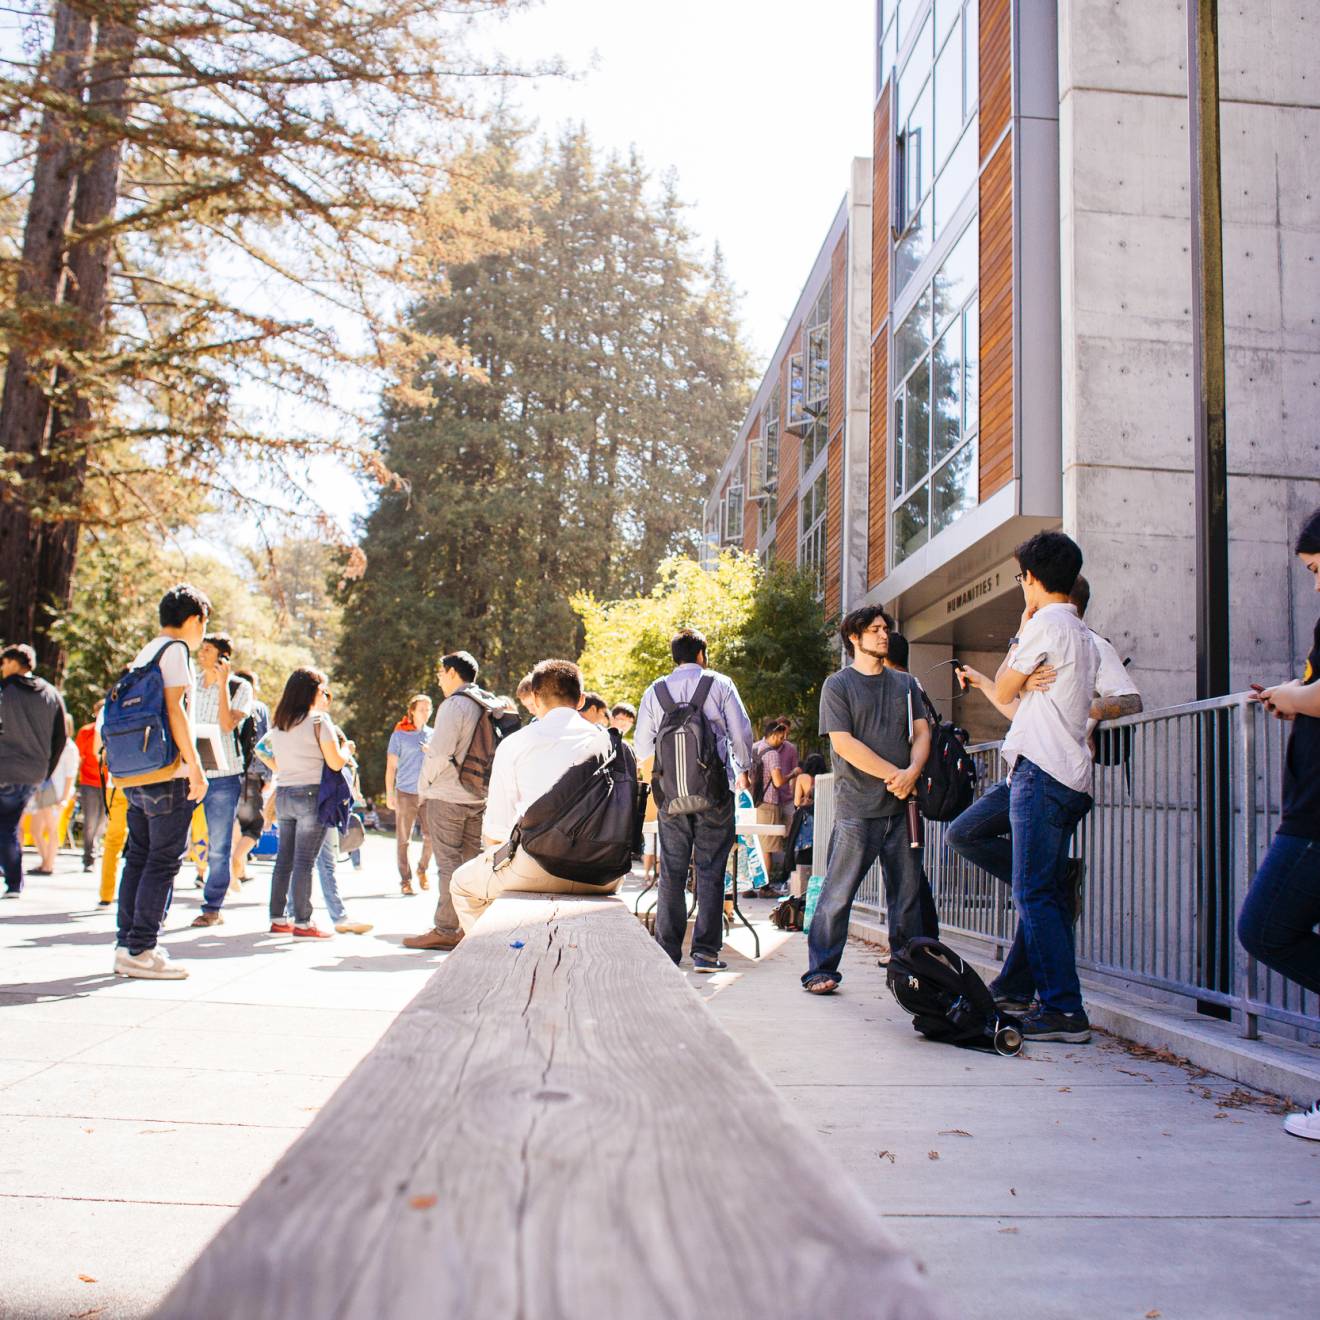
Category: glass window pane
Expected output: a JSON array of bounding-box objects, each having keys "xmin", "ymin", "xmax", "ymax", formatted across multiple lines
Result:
[
  {"xmin": 934, "ymin": 217, "xmax": 978, "ymax": 333},
  {"xmin": 789, "ymin": 353, "xmax": 804, "ymax": 427},
  {"xmin": 934, "ymin": 14, "xmax": 962, "ymax": 170},
  {"xmin": 906, "ymin": 76, "xmax": 934, "ymax": 205},
  {"xmin": 893, "ymin": 488, "xmax": 930, "ymax": 564},
  {"xmin": 895, "ymin": 194, "xmax": 931, "ymax": 294},
  {"xmin": 932, "ymin": 322, "xmax": 962, "ymax": 466},
  {"xmin": 935, "ymin": 0, "xmax": 960, "ymax": 44},
  {"xmin": 903, "ymin": 356, "xmax": 931, "ymax": 491},
  {"xmin": 964, "ymin": 0, "xmax": 978, "ymax": 116},
  {"xmin": 963, "ymin": 298, "xmax": 979, "ymax": 435},
  {"xmin": 882, "ymin": 17, "xmax": 898, "ymax": 88},
  {"xmin": 933, "ymin": 112, "xmax": 978, "ymax": 242},
  {"xmin": 932, "ymin": 439, "xmax": 978, "ymax": 533},
  {"xmin": 893, "ymin": 389, "xmax": 905, "ymax": 498},
  {"xmin": 807, "ymin": 324, "xmax": 829, "ymax": 406},
  {"xmin": 898, "ymin": 9, "xmax": 933, "ymax": 115},
  {"xmin": 894, "ymin": 286, "xmax": 932, "ymax": 381}
]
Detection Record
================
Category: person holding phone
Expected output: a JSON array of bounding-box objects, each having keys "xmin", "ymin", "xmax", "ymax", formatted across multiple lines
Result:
[{"xmin": 1240, "ymin": 509, "xmax": 1320, "ymax": 1141}]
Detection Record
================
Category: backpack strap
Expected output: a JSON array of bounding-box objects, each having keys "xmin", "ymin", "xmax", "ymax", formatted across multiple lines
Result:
[
  {"xmin": 689, "ymin": 672, "xmax": 717, "ymax": 714},
  {"xmin": 653, "ymin": 681, "xmax": 677, "ymax": 715},
  {"xmin": 148, "ymin": 637, "xmax": 188, "ymax": 671}
]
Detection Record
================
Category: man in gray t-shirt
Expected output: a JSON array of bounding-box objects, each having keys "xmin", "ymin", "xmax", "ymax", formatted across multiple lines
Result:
[{"xmin": 803, "ymin": 607, "xmax": 940, "ymax": 993}]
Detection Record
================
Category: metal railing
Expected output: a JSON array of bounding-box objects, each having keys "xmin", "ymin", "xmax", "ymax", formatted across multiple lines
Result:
[{"xmin": 813, "ymin": 693, "xmax": 1320, "ymax": 1042}]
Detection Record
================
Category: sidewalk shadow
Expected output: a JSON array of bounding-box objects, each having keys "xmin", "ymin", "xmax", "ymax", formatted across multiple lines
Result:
[
  {"xmin": 163, "ymin": 932, "xmax": 291, "ymax": 961},
  {"xmin": 0, "ymin": 972, "xmax": 122, "ymax": 1002},
  {"xmin": 16, "ymin": 929, "xmax": 116, "ymax": 949},
  {"xmin": 314, "ymin": 951, "xmax": 449, "ymax": 974},
  {"xmin": 0, "ymin": 910, "xmax": 102, "ymax": 926}
]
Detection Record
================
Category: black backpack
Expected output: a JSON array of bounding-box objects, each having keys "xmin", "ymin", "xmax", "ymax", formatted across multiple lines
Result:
[
  {"xmin": 504, "ymin": 728, "xmax": 639, "ymax": 886},
  {"xmin": 769, "ymin": 894, "xmax": 805, "ymax": 931},
  {"xmin": 886, "ymin": 937, "xmax": 1022, "ymax": 1055},
  {"xmin": 230, "ymin": 678, "xmax": 257, "ymax": 772},
  {"xmin": 913, "ymin": 689, "xmax": 976, "ymax": 822},
  {"xmin": 651, "ymin": 673, "xmax": 729, "ymax": 816},
  {"xmin": 749, "ymin": 741, "xmax": 770, "ymax": 806}
]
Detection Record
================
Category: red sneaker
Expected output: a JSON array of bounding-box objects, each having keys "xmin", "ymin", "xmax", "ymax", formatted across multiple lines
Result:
[
  {"xmin": 269, "ymin": 921, "xmax": 293, "ymax": 934},
  {"xmin": 292, "ymin": 924, "xmax": 332, "ymax": 939}
]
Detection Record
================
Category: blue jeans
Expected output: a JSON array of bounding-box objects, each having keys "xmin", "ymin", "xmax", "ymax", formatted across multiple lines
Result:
[
  {"xmin": 946, "ymin": 760, "xmax": 1092, "ymax": 1014},
  {"xmin": 283, "ymin": 833, "xmax": 347, "ymax": 925},
  {"xmin": 803, "ymin": 813, "xmax": 939, "ymax": 987},
  {"xmin": 270, "ymin": 785, "xmax": 328, "ymax": 925},
  {"xmin": 0, "ymin": 783, "xmax": 34, "ymax": 891},
  {"xmin": 1238, "ymin": 833, "xmax": 1320, "ymax": 996},
  {"xmin": 118, "ymin": 779, "xmax": 195, "ymax": 954},
  {"xmin": 656, "ymin": 795, "xmax": 735, "ymax": 963},
  {"xmin": 200, "ymin": 774, "xmax": 243, "ymax": 914}
]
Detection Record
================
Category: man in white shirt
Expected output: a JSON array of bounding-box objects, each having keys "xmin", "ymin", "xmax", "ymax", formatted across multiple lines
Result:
[
  {"xmin": 947, "ymin": 532, "xmax": 1099, "ymax": 1043},
  {"xmin": 449, "ymin": 659, "xmax": 615, "ymax": 933}
]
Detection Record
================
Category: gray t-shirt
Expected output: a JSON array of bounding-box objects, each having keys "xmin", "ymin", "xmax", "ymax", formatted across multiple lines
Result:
[{"xmin": 819, "ymin": 665, "xmax": 924, "ymax": 819}]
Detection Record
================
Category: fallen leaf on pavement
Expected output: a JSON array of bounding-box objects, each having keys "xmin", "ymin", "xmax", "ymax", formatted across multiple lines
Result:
[
  {"xmin": 877, "ymin": 1150, "xmax": 896, "ymax": 1163},
  {"xmin": 409, "ymin": 1194, "xmax": 437, "ymax": 1210},
  {"xmin": 1058, "ymin": 1087, "xmax": 1071, "ymax": 1093},
  {"xmin": 1295, "ymin": 1200, "xmax": 1311, "ymax": 1206},
  {"xmin": 82, "ymin": 1128, "xmax": 93, "ymax": 1134},
  {"xmin": 1117, "ymin": 1068, "xmax": 1153, "ymax": 1081},
  {"xmin": 938, "ymin": 1129, "xmax": 973, "ymax": 1137},
  {"xmin": 927, "ymin": 1150, "xmax": 940, "ymax": 1160},
  {"xmin": 138, "ymin": 1128, "xmax": 175, "ymax": 1135},
  {"xmin": 70, "ymin": 1308, "xmax": 105, "ymax": 1319},
  {"xmin": 1146, "ymin": 1311, "xmax": 1161, "ymax": 1318},
  {"xmin": 1009, "ymin": 1187, "xmax": 1017, "ymax": 1196},
  {"xmin": 77, "ymin": 1274, "xmax": 96, "ymax": 1283},
  {"xmin": 997, "ymin": 1227, "xmax": 1018, "ymax": 1234}
]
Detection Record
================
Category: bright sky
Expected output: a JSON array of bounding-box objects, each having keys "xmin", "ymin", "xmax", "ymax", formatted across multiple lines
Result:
[{"xmin": 314, "ymin": 0, "xmax": 877, "ymax": 529}]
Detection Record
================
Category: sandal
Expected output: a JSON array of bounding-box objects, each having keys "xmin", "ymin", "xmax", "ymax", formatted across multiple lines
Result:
[{"xmin": 806, "ymin": 978, "xmax": 839, "ymax": 995}]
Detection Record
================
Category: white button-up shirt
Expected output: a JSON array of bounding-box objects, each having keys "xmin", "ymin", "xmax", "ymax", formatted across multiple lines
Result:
[
  {"xmin": 482, "ymin": 705, "xmax": 611, "ymax": 843},
  {"xmin": 1001, "ymin": 602, "xmax": 1100, "ymax": 795}
]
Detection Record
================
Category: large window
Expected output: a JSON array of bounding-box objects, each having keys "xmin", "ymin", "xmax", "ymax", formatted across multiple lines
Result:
[
  {"xmin": 894, "ymin": 1, "xmax": 980, "ymax": 300},
  {"xmin": 724, "ymin": 472, "xmax": 744, "ymax": 543},
  {"xmin": 759, "ymin": 383, "xmax": 781, "ymax": 536},
  {"xmin": 799, "ymin": 468, "xmax": 828, "ymax": 596},
  {"xmin": 800, "ymin": 280, "xmax": 831, "ymax": 472},
  {"xmin": 891, "ymin": 220, "xmax": 979, "ymax": 566}
]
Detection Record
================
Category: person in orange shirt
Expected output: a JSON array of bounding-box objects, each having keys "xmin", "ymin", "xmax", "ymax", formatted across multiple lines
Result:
[{"xmin": 74, "ymin": 702, "xmax": 106, "ymax": 873}]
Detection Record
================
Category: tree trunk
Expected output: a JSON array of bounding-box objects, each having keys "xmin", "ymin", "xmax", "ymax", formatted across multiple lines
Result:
[
  {"xmin": 34, "ymin": 14, "xmax": 139, "ymax": 676},
  {"xmin": 0, "ymin": 4, "xmax": 92, "ymax": 653}
]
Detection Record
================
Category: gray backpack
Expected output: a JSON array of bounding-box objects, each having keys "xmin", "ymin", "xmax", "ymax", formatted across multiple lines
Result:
[{"xmin": 652, "ymin": 673, "xmax": 729, "ymax": 816}]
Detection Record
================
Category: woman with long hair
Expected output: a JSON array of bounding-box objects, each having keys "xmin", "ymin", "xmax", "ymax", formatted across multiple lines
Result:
[
  {"xmin": 1242, "ymin": 508, "xmax": 1320, "ymax": 1141},
  {"xmin": 258, "ymin": 668, "xmax": 347, "ymax": 939}
]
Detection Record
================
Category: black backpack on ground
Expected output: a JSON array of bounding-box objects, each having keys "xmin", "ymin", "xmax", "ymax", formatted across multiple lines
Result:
[
  {"xmin": 503, "ymin": 728, "xmax": 639, "ymax": 886},
  {"xmin": 885, "ymin": 937, "xmax": 1022, "ymax": 1056},
  {"xmin": 913, "ymin": 689, "xmax": 976, "ymax": 822},
  {"xmin": 651, "ymin": 673, "xmax": 729, "ymax": 816}
]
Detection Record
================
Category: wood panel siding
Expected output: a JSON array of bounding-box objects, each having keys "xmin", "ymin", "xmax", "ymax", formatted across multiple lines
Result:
[
  {"xmin": 979, "ymin": 135, "xmax": 1014, "ymax": 500},
  {"xmin": 824, "ymin": 436, "xmax": 844, "ymax": 616},
  {"xmin": 775, "ymin": 492, "xmax": 798, "ymax": 566},
  {"xmin": 867, "ymin": 332, "xmax": 889, "ymax": 588},
  {"xmin": 871, "ymin": 87, "xmax": 891, "ymax": 340},
  {"xmin": 980, "ymin": 0, "xmax": 1012, "ymax": 157}
]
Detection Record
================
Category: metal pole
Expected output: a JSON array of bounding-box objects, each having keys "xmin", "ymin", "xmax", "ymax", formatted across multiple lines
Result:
[{"xmin": 1188, "ymin": 0, "xmax": 1233, "ymax": 1011}]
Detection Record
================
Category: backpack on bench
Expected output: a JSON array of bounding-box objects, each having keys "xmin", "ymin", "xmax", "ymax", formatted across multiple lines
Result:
[{"xmin": 885, "ymin": 937, "xmax": 1023, "ymax": 1056}]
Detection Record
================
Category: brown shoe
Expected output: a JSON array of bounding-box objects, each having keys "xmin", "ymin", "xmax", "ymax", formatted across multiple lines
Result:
[
  {"xmin": 417, "ymin": 871, "xmax": 430, "ymax": 890},
  {"xmin": 191, "ymin": 911, "xmax": 223, "ymax": 927},
  {"xmin": 335, "ymin": 921, "xmax": 373, "ymax": 935},
  {"xmin": 400, "ymin": 880, "xmax": 415, "ymax": 896},
  {"xmin": 402, "ymin": 929, "xmax": 463, "ymax": 951}
]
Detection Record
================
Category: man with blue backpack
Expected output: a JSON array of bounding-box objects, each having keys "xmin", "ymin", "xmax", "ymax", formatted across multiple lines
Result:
[
  {"xmin": 634, "ymin": 628, "xmax": 754, "ymax": 972},
  {"xmin": 101, "ymin": 584, "xmax": 211, "ymax": 980}
]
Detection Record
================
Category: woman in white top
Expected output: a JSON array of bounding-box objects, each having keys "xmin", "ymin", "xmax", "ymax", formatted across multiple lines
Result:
[{"xmin": 257, "ymin": 668, "xmax": 347, "ymax": 938}]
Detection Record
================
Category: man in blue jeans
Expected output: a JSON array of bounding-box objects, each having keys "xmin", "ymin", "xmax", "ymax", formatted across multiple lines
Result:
[
  {"xmin": 189, "ymin": 632, "xmax": 253, "ymax": 927},
  {"xmin": 114, "ymin": 584, "xmax": 211, "ymax": 981},
  {"xmin": 0, "ymin": 643, "xmax": 67, "ymax": 896},
  {"xmin": 948, "ymin": 531, "xmax": 1099, "ymax": 1043},
  {"xmin": 635, "ymin": 628, "xmax": 754, "ymax": 972},
  {"xmin": 802, "ymin": 607, "xmax": 936, "ymax": 995}
]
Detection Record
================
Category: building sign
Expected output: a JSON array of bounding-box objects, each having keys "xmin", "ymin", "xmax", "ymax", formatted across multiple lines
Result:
[
  {"xmin": 903, "ymin": 556, "xmax": 1020, "ymax": 641},
  {"xmin": 944, "ymin": 570, "xmax": 1003, "ymax": 617}
]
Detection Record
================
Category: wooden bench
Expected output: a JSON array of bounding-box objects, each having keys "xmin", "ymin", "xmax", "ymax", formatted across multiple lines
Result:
[{"xmin": 157, "ymin": 894, "xmax": 944, "ymax": 1319}]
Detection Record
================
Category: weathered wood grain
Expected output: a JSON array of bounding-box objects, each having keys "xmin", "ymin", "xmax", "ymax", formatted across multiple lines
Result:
[{"xmin": 157, "ymin": 895, "xmax": 945, "ymax": 1320}]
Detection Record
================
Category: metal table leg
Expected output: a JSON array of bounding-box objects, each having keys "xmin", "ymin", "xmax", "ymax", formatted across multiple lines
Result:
[{"xmin": 727, "ymin": 840, "xmax": 760, "ymax": 960}]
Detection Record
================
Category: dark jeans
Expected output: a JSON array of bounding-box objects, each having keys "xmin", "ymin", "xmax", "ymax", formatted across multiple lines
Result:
[
  {"xmin": 0, "ymin": 782, "xmax": 34, "ymax": 891},
  {"xmin": 200, "ymin": 773, "xmax": 243, "ymax": 914},
  {"xmin": 79, "ymin": 784, "xmax": 108, "ymax": 865},
  {"xmin": 1238, "ymin": 833, "xmax": 1320, "ymax": 996},
  {"xmin": 946, "ymin": 759, "xmax": 1093, "ymax": 1014},
  {"xmin": 270, "ymin": 784, "xmax": 328, "ymax": 925},
  {"xmin": 118, "ymin": 779, "xmax": 195, "ymax": 954},
  {"xmin": 656, "ymin": 795, "xmax": 735, "ymax": 964},
  {"xmin": 803, "ymin": 812, "xmax": 939, "ymax": 987}
]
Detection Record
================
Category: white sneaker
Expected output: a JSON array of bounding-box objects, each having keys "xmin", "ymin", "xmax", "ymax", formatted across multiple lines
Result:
[
  {"xmin": 1283, "ymin": 1100, "xmax": 1320, "ymax": 1141},
  {"xmin": 114, "ymin": 945, "xmax": 189, "ymax": 980}
]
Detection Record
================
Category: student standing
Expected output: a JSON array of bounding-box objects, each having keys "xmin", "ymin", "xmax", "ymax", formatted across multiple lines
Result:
[
  {"xmin": 385, "ymin": 694, "xmax": 434, "ymax": 894},
  {"xmin": 231, "ymin": 669, "xmax": 270, "ymax": 883},
  {"xmin": 259, "ymin": 668, "xmax": 345, "ymax": 939},
  {"xmin": 26, "ymin": 714, "xmax": 78, "ymax": 874},
  {"xmin": 190, "ymin": 634, "xmax": 253, "ymax": 926},
  {"xmin": 801, "ymin": 607, "xmax": 936, "ymax": 995},
  {"xmin": 113, "ymin": 585, "xmax": 211, "ymax": 979},
  {"xmin": 1240, "ymin": 509, "xmax": 1320, "ymax": 1141},
  {"xmin": 752, "ymin": 719, "xmax": 792, "ymax": 871},
  {"xmin": 74, "ymin": 702, "xmax": 107, "ymax": 872},
  {"xmin": 634, "ymin": 628, "xmax": 755, "ymax": 972},
  {"xmin": 946, "ymin": 532, "xmax": 1099, "ymax": 1042}
]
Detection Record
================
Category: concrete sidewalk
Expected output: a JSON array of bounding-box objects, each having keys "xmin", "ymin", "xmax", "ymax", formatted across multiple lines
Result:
[
  {"xmin": 701, "ymin": 919, "xmax": 1320, "ymax": 1320},
  {"xmin": 0, "ymin": 834, "xmax": 450, "ymax": 1319}
]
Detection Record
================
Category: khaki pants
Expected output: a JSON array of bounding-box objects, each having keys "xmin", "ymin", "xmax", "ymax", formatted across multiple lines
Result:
[
  {"xmin": 756, "ymin": 802, "xmax": 784, "ymax": 862},
  {"xmin": 451, "ymin": 845, "xmax": 622, "ymax": 934},
  {"xmin": 394, "ymin": 790, "xmax": 433, "ymax": 884}
]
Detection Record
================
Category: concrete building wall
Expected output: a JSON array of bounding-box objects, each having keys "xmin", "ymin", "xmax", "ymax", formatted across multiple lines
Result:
[{"xmin": 1060, "ymin": 0, "xmax": 1320, "ymax": 711}]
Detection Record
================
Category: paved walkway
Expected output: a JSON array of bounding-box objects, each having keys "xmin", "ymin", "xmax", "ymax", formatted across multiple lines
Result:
[{"xmin": 1, "ymin": 842, "xmax": 1317, "ymax": 1318}]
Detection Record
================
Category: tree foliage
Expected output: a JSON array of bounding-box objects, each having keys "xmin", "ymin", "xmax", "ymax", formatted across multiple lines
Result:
[
  {"xmin": 336, "ymin": 126, "xmax": 754, "ymax": 789},
  {"xmin": 574, "ymin": 552, "xmax": 835, "ymax": 745}
]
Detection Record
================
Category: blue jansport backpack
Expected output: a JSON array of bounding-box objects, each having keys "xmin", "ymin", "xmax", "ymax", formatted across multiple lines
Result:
[{"xmin": 102, "ymin": 639, "xmax": 189, "ymax": 786}]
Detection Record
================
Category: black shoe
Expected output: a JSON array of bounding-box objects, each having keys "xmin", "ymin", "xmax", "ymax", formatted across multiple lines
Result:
[
  {"xmin": 1020, "ymin": 1008, "xmax": 1091, "ymax": 1043},
  {"xmin": 691, "ymin": 956, "xmax": 728, "ymax": 974},
  {"xmin": 993, "ymin": 995, "xmax": 1033, "ymax": 1015}
]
